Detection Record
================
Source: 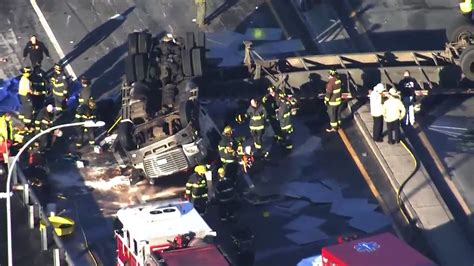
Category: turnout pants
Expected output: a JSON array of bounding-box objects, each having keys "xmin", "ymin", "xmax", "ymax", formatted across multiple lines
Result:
[
  {"xmin": 19, "ymin": 95, "xmax": 34, "ymax": 125},
  {"xmin": 53, "ymin": 95, "xmax": 66, "ymax": 112},
  {"xmin": 372, "ymin": 115, "xmax": 383, "ymax": 142},
  {"xmin": 192, "ymin": 197, "xmax": 207, "ymax": 215},
  {"xmin": 386, "ymin": 120, "xmax": 401, "ymax": 143},
  {"xmin": 269, "ymin": 117, "xmax": 282, "ymax": 141},
  {"xmin": 250, "ymin": 129, "xmax": 264, "ymax": 150},
  {"xmin": 75, "ymin": 127, "xmax": 95, "ymax": 148},
  {"xmin": 327, "ymin": 104, "xmax": 341, "ymax": 129},
  {"xmin": 218, "ymin": 200, "xmax": 235, "ymax": 221}
]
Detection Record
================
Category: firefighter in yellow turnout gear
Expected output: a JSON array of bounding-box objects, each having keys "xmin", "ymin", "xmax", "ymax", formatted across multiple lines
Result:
[
  {"xmin": 185, "ymin": 165, "xmax": 209, "ymax": 215},
  {"xmin": 18, "ymin": 67, "xmax": 34, "ymax": 132},
  {"xmin": 324, "ymin": 70, "xmax": 342, "ymax": 132},
  {"xmin": 276, "ymin": 92, "xmax": 294, "ymax": 151},
  {"xmin": 218, "ymin": 125, "xmax": 238, "ymax": 165}
]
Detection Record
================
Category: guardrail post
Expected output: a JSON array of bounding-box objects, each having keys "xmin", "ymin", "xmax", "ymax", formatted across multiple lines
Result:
[
  {"xmin": 40, "ymin": 226, "xmax": 49, "ymax": 251},
  {"xmin": 23, "ymin": 183, "xmax": 30, "ymax": 205},
  {"xmin": 28, "ymin": 205, "xmax": 35, "ymax": 229},
  {"xmin": 8, "ymin": 156, "xmax": 17, "ymax": 186},
  {"xmin": 53, "ymin": 248, "xmax": 61, "ymax": 266}
]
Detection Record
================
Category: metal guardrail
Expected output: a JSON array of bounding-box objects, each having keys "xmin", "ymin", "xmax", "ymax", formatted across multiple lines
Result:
[{"xmin": 11, "ymin": 159, "xmax": 75, "ymax": 266}]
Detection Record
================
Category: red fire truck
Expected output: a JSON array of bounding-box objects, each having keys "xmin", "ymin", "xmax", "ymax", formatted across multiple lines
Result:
[
  {"xmin": 114, "ymin": 199, "xmax": 230, "ymax": 266},
  {"xmin": 299, "ymin": 232, "xmax": 436, "ymax": 266}
]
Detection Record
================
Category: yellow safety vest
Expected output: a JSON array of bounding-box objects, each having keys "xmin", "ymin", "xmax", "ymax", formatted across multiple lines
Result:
[
  {"xmin": 0, "ymin": 116, "xmax": 13, "ymax": 141},
  {"xmin": 460, "ymin": 0, "xmax": 473, "ymax": 14},
  {"xmin": 18, "ymin": 76, "xmax": 31, "ymax": 96}
]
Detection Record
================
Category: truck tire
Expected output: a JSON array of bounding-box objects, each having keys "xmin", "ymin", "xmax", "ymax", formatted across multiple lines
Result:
[
  {"xmin": 182, "ymin": 50, "xmax": 193, "ymax": 77},
  {"xmin": 125, "ymin": 55, "xmax": 136, "ymax": 83},
  {"xmin": 446, "ymin": 17, "xmax": 474, "ymax": 43},
  {"xmin": 191, "ymin": 48, "xmax": 204, "ymax": 76},
  {"xmin": 179, "ymin": 100, "xmax": 199, "ymax": 127},
  {"xmin": 195, "ymin": 32, "xmax": 205, "ymax": 48},
  {"xmin": 128, "ymin": 32, "xmax": 139, "ymax": 55},
  {"xmin": 134, "ymin": 54, "xmax": 149, "ymax": 82},
  {"xmin": 117, "ymin": 121, "xmax": 137, "ymax": 151},
  {"xmin": 185, "ymin": 32, "xmax": 195, "ymax": 51},
  {"xmin": 461, "ymin": 46, "xmax": 474, "ymax": 80},
  {"xmin": 138, "ymin": 32, "xmax": 152, "ymax": 54}
]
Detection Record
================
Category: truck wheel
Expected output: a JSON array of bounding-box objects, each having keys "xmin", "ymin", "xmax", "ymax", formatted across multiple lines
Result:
[
  {"xmin": 134, "ymin": 54, "xmax": 149, "ymax": 82},
  {"xmin": 191, "ymin": 48, "xmax": 204, "ymax": 76},
  {"xmin": 125, "ymin": 55, "xmax": 136, "ymax": 83},
  {"xmin": 182, "ymin": 50, "xmax": 193, "ymax": 77},
  {"xmin": 461, "ymin": 46, "xmax": 474, "ymax": 80},
  {"xmin": 117, "ymin": 121, "xmax": 137, "ymax": 151},
  {"xmin": 128, "ymin": 32, "xmax": 139, "ymax": 55},
  {"xmin": 185, "ymin": 32, "xmax": 195, "ymax": 51},
  {"xmin": 179, "ymin": 100, "xmax": 199, "ymax": 127},
  {"xmin": 138, "ymin": 32, "xmax": 152, "ymax": 54},
  {"xmin": 447, "ymin": 17, "xmax": 474, "ymax": 43},
  {"xmin": 195, "ymin": 32, "xmax": 206, "ymax": 48}
]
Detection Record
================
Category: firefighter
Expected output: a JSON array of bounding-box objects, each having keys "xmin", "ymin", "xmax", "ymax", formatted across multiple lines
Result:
[
  {"xmin": 22, "ymin": 35, "xmax": 50, "ymax": 67},
  {"xmin": 50, "ymin": 63, "xmax": 69, "ymax": 113},
  {"xmin": 78, "ymin": 75, "xmax": 92, "ymax": 107},
  {"xmin": 324, "ymin": 69, "xmax": 342, "ymax": 132},
  {"xmin": 30, "ymin": 65, "xmax": 48, "ymax": 113},
  {"xmin": 215, "ymin": 167, "xmax": 237, "ymax": 222},
  {"xmin": 18, "ymin": 67, "xmax": 35, "ymax": 133},
  {"xmin": 236, "ymin": 98, "xmax": 267, "ymax": 156},
  {"xmin": 218, "ymin": 125, "xmax": 238, "ymax": 165},
  {"xmin": 185, "ymin": 165, "xmax": 209, "ymax": 215},
  {"xmin": 277, "ymin": 93, "xmax": 294, "ymax": 151},
  {"xmin": 262, "ymin": 86, "xmax": 282, "ymax": 143},
  {"xmin": 34, "ymin": 104, "xmax": 55, "ymax": 149},
  {"xmin": 74, "ymin": 98, "xmax": 97, "ymax": 149}
]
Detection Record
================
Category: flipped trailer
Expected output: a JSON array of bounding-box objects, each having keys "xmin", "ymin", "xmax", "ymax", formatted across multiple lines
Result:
[
  {"xmin": 114, "ymin": 199, "xmax": 230, "ymax": 266},
  {"xmin": 201, "ymin": 25, "xmax": 474, "ymax": 101}
]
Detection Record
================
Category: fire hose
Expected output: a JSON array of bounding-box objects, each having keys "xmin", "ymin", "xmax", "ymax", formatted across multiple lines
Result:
[{"xmin": 397, "ymin": 139, "xmax": 419, "ymax": 227}]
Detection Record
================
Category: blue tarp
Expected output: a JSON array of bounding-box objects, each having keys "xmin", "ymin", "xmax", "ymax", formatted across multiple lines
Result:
[{"xmin": 0, "ymin": 78, "xmax": 21, "ymax": 114}]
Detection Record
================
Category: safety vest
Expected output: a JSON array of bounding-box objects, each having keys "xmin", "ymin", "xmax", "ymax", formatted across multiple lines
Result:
[
  {"xmin": 18, "ymin": 76, "xmax": 32, "ymax": 96},
  {"xmin": 325, "ymin": 77, "xmax": 342, "ymax": 106},
  {"xmin": 460, "ymin": 0, "xmax": 473, "ymax": 14},
  {"xmin": 246, "ymin": 105, "xmax": 266, "ymax": 131},
  {"xmin": 185, "ymin": 173, "xmax": 208, "ymax": 199}
]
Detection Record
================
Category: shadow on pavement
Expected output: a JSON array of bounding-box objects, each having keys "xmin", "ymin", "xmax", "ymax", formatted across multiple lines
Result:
[
  {"xmin": 59, "ymin": 6, "xmax": 135, "ymax": 66},
  {"xmin": 205, "ymin": 0, "xmax": 239, "ymax": 25}
]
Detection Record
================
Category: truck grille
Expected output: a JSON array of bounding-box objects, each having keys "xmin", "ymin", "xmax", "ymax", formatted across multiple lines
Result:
[{"xmin": 143, "ymin": 149, "xmax": 189, "ymax": 178}]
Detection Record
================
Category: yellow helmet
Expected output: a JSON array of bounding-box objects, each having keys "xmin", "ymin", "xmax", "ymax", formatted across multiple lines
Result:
[
  {"xmin": 218, "ymin": 167, "xmax": 225, "ymax": 176},
  {"xmin": 88, "ymin": 98, "xmax": 96, "ymax": 109},
  {"xmin": 22, "ymin": 66, "xmax": 32, "ymax": 74},
  {"xmin": 223, "ymin": 125, "xmax": 232, "ymax": 135},
  {"xmin": 194, "ymin": 165, "xmax": 207, "ymax": 175},
  {"xmin": 54, "ymin": 63, "xmax": 62, "ymax": 71}
]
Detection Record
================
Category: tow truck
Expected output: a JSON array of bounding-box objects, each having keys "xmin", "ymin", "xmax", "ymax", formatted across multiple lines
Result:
[
  {"xmin": 113, "ymin": 199, "xmax": 231, "ymax": 266},
  {"xmin": 104, "ymin": 32, "xmax": 218, "ymax": 184}
]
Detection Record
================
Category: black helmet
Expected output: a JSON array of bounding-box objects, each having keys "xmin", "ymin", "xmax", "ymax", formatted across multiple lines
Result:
[{"xmin": 80, "ymin": 75, "xmax": 90, "ymax": 85}]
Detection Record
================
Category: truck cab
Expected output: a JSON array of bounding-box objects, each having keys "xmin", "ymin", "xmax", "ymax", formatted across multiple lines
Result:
[{"xmin": 114, "ymin": 199, "xmax": 230, "ymax": 266}]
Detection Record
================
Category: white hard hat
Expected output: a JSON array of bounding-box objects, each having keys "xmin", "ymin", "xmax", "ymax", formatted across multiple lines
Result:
[
  {"xmin": 374, "ymin": 83, "xmax": 385, "ymax": 93},
  {"xmin": 388, "ymin": 88, "xmax": 399, "ymax": 97}
]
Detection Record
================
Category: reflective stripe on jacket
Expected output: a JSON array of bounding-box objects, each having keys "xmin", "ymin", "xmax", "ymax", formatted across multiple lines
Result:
[
  {"xmin": 325, "ymin": 77, "xmax": 342, "ymax": 106},
  {"xmin": 277, "ymin": 100, "xmax": 293, "ymax": 132},
  {"xmin": 215, "ymin": 177, "xmax": 236, "ymax": 202},
  {"xmin": 383, "ymin": 97, "xmax": 406, "ymax": 123},
  {"xmin": 246, "ymin": 105, "xmax": 267, "ymax": 131},
  {"xmin": 185, "ymin": 173, "xmax": 208, "ymax": 199}
]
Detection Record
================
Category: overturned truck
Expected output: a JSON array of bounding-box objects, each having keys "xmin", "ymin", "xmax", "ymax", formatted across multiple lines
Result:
[{"xmin": 110, "ymin": 31, "xmax": 214, "ymax": 184}]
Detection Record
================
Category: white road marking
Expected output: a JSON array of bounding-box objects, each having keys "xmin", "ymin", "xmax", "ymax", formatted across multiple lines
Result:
[{"xmin": 30, "ymin": 0, "xmax": 78, "ymax": 80}]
